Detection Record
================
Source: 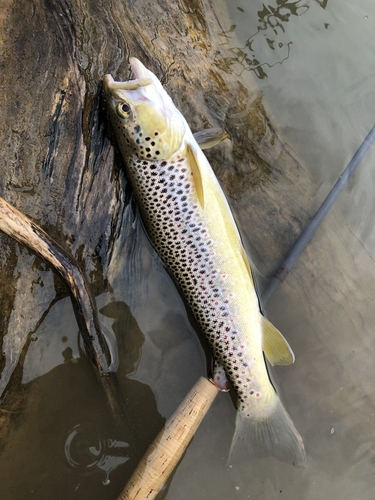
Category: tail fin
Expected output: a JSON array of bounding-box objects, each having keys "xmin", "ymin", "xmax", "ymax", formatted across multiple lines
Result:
[{"xmin": 229, "ymin": 395, "xmax": 306, "ymax": 467}]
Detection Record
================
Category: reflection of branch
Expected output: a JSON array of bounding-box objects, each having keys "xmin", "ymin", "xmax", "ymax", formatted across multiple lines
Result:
[
  {"xmin": 217, "ymin": 0, "xmax": 329, "ymax": 79},
  {"xmin": 256, "ymin": 1, "xmax": 310, "ymax": 35},
  {"xmin": 215, "ymin": 41, "xmax": 292, "ymax": 79},
  {"xmin": 0, "ymin": 196, "xmax": 125, "ymax": 416}
]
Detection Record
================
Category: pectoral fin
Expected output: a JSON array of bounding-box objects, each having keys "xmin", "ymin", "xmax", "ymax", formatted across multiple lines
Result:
[
  {"xmin": 240, "ymin": 245, "xmax": 255, "ymax": 287},
  {"xmin": 261, "ymin": 316, "xmax": 295, "ymax": 366},
  {"xmin": 186, "ymin": 144, "xmax": 205, "ymax": 209},
  {"xmin": 193, "ymin": 127, "xmax": 229, "ymax": 150}
]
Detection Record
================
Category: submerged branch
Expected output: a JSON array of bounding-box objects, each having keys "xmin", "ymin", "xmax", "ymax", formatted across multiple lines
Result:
[{"xmin": 0, "ymin": 196, "xmax": 125, "ymax": 416}]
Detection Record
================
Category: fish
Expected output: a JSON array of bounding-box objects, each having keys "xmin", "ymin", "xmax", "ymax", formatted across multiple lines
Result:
[{"xmin": 103, "ymin": 58, "xmax": 306, "ymax": 466}]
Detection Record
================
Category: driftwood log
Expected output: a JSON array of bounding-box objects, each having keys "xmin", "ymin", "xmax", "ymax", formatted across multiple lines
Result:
[{"xmin": 1, "ymin": 0, "xmax": 375, "ymax": 499}]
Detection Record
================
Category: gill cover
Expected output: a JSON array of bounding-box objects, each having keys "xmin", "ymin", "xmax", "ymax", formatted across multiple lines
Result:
[{"xmin": 103, "ymin": 58, "xmax": 186, "ymax": 160}]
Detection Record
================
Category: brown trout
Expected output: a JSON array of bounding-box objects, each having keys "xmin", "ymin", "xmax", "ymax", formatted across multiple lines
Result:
[{"xmin": 103, "ymin": 58, "xmax": 306, "ymax": 466}]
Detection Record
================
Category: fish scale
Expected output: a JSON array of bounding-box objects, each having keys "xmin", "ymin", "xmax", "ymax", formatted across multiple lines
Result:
[
  {"xmin": 103, "ymin": 58, "xmax": 306, "ymax": 466},
  {"xmin": 125, "ymin": 152, "xmax": 262, "ymax": 407}
]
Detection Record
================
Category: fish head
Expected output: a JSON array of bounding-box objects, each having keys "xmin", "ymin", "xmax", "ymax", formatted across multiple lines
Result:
[{"xmin": 103, "ymin": 58, "xmax": 186, "ymax": 161}]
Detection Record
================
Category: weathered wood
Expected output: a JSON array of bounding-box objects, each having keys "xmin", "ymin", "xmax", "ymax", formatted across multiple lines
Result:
[{"xmin": 0, "ymin": 196, "xmax": 126, "ymax": 415}]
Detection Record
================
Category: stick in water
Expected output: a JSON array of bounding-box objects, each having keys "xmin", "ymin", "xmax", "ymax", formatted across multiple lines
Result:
[
  {"xmin": 118, "ymin": 377, "xmax": 219, "ymax": 500},
  {"xmin": 0, "ymin": 196, "xmax": 125, "ymax": 416}
]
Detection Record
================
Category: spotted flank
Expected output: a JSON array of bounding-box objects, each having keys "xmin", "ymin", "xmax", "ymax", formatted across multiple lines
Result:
[{"xmin": 103, "ymin": 58, "xmax": 306, "ymax": 466}]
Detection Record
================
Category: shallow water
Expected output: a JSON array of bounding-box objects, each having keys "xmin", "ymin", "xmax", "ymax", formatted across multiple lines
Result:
[
  {"xmin": 1, "ymin": 0, "xmax": 375, "ymax": 499},
  {"xmin": 164, "ymin": 1, "xmax": 375, "ymax": 499}
]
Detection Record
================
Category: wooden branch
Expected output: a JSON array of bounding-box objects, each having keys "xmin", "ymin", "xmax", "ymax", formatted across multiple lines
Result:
[{"xmin": 0, "ymin": 196, "xmax": 125, "ymax": 416}]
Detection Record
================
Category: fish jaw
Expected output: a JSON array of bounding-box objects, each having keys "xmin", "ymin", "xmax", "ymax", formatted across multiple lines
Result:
[
  {"xmin": 103, "ymin": 59, "xmax": 186, "ymax": 161},
  {"xmin": 128, "ymin": 58, "xmax": 183, "ymax": 122},
  {"xmin": 129, "ymin": 57, "xmax": 150, "ymax": 79}
]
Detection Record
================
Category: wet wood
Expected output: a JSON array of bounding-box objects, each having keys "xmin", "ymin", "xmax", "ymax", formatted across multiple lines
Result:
[
  {"xmin": 118, "ymin": 377, "xmax": 219, "ymax": 500},
  {"xmin": 0, "ymin": 196, "xmax": 125, "ymax": 415}
]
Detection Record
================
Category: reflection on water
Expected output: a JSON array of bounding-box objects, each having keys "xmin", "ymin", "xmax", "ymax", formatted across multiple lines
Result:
[
  {"xmin": 0, "ymin": 293, "xmax": 165, "ymax": 499},
  {"xmin": 64, "ymin": 424, "xmax": 129, "ymax": 486},
  {"xmin": 216, "ymin": 0, "xmax": 330, "ymax": 78},
  {"xmin": 21, "ymin": 296, "xmax": 80, "ymax": 384},
  {"xmin": 99, "ymin": 299, "xmax": 145, "ymax": 378},
  {"xmin": 0, "ymin": 251, "xmax": 56, "ymax": 399}
]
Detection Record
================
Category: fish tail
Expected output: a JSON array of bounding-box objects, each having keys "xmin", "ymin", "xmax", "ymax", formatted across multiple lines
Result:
[{"xmin": 229, "ymin": 393, "xmax": 306, "ymax": 466}]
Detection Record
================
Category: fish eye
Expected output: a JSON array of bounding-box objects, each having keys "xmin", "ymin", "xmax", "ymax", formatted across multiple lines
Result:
[{"xmin": 116, "ymin": 102, "xmax": 131, "ymax": 119}]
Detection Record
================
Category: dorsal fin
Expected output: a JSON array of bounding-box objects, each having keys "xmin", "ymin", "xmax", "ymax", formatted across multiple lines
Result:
[
  {"xmin": 261, "ymin": 316, "xmax": 295, "ymax": 366},
  {"xmin": 186, "ymin": 144, "xmax": 205, "ymax": 209}
]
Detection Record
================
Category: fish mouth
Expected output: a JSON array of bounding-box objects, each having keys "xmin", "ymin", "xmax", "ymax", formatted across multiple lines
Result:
[
  {"xmin": 103, "ymin": 74, "xmax": 114, "ymax": 89},
  {"xmin": 129, "ymin": 57, "xmax": 148, "ymax": 80}
]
